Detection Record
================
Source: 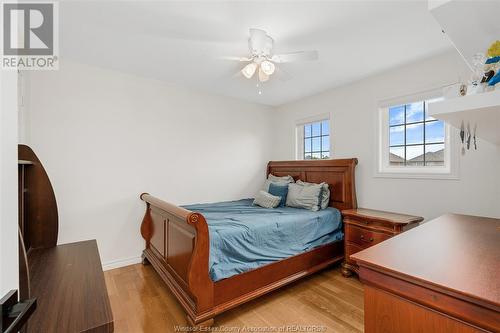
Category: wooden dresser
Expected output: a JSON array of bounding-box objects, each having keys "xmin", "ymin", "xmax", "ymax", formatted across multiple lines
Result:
[
  {"xmin": 341, "ymin": 208, "xmax": 423, "ymax": 277},
  {"xmin": 352, "ymin": 214, "xmax": 500, "ymax": 333}
]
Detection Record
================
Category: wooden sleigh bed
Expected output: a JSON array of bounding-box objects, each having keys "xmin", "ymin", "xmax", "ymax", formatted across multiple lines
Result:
[{"xmin": 139, "ymin": 159, "xmax": 358, "ymax": 326}]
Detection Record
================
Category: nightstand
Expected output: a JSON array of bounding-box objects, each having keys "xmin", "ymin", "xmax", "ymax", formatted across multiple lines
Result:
[{"xmin": 341, "ymin": 208, "xmax": 423, "ymax": 277}]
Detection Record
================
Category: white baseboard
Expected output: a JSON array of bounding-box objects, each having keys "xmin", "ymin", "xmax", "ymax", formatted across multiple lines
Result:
[{"xmin": 102, "ymin": 255, "xmax": 142, "ymax": 271}]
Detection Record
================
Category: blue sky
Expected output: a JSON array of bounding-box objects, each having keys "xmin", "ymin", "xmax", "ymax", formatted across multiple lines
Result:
[
  {"xmin": 305, "ymin": 120, "xmax": 330, "ymax": 154},
  {"xmin": 389, "ymin": 101, "xmax": 444, "ymax": 159}
]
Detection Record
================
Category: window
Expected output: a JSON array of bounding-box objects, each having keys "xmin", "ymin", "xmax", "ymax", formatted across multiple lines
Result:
[
  {"xmin": 296, "ymin": 116, "xmax": 331, "ymax": 160},
  {"xmin": 388, "ymin": 100, "xmax": 445, "ymax": 166},
  {"xmin": 303, "ymin": 120, "xmax": 330, "ymax": 160},
  {"xmin": 377, "ymin": 95, "xmax": 458, "ymax": 179}
]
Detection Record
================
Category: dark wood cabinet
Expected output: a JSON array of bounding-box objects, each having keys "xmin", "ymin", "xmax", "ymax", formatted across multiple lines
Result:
[{"xmin": 341, "ymin": 208, "xmax": 423, "ymax": 277}]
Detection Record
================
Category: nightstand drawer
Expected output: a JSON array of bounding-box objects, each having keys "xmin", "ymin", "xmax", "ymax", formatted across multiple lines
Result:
[
  {"xmin": 342, "ymin": 208, "xmax": 423, "ymax": 278},
  {"xmin": 345, "ymin": 224, "xmax": 391, "ymax": 247}
]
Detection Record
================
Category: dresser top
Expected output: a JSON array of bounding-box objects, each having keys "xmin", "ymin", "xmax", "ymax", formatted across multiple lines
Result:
[
  {"xmin": 352, "ymin": 213, "xmax": 500, "ymax": 308},
  {"xmin": 28, "ymin": 240, "xmax": 114, "ymax": 332},
  {"xmin": 342, "ymin": 208, "xmax": 423, "ymax": 225}
]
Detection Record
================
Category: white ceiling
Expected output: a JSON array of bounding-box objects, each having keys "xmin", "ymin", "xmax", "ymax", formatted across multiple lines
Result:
[{"xmin": 60, "ymin": 1, "xmax": 452, "ymax": 106}]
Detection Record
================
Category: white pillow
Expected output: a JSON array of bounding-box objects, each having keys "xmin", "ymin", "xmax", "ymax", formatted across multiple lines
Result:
[
  {"xmin": 253, "ymin": 190, "xmax": 281, "ymax": 208},
  {"xmin": 263, "ymin": 174, "xmax": 294, "ymax": 191},
  {"xmin": 286, "ymin": 183, "xmax": 322, "ymax": 211},
  {"xmin": 268, "ymin": 174, "xmax": 294, "ymax": 182},
  {"xmin": 296, "ymin": 180, "xmax": 331, "ymax": 209}
]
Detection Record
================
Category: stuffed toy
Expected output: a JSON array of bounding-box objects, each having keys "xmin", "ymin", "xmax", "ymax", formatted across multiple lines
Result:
[
  {"xmin": 487, "ymin": 40, "xmax": 500, "ymax": 58},
  {"xmin": 484, "ymin": 41, "xmax": 500, "ymax": 87},
  {"xmin": 488, "ymin": 71, "xmax": 500, "ymax": 86}
]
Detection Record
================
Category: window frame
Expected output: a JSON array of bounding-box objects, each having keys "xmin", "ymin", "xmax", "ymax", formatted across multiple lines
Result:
[
  {"xmin": 296, "ymin": 114, "xmax": 331, "ymax": 161},
  {"xmin": 376, "ymin": 96, "xmax": 459, "ymax": 180}
]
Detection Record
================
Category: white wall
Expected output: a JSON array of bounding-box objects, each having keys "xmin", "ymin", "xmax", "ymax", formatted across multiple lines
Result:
[
  {"xmin": 272, "ymin": 51, "xmax": 500, "ymax": 220},
  {"xmin": 25, "ymin": 60, "xmax": 274, "ymax": 269},
  {"xmin": 24, "ymin": 51, "xmax": 500, "ymax": 270},
  {"xmin": 0, "ymin": 71, "xmax": 19, "ymax": 295}
]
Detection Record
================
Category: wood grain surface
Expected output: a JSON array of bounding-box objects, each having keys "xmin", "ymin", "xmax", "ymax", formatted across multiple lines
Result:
[
  {"xmin": 105, "ymin": 264, "xmax": 364, "ymax": 333},
  {"xmin": 353, "ymin": 213, "xmax": 500, "ymax": 332},
  {"xmin": 28, "ymin": 240, "xmax": 114, "ymax": 332},
  {"xmin": 341, "ymin": 208, "xmax": 422, "ymax": 277},
  {"xmin": 353, "ymin": 213, "xmax": 499, "ymax": 308}
]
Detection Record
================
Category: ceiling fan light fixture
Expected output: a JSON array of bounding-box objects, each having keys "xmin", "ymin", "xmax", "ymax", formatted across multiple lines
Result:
[
  {"xmin": 258, "ymin": 67, "xmax": 269, "ymax": 82},
  {"xmin": 242, "ymin": 62, "xmax": 257, "ymax": 79},
  {"xmin": 224, "ymin": 28, "xmax": 319, "ymax": 83},
  {"xmin": 260, "ymin": 60, "xmax": 275, "ymax": 75}
]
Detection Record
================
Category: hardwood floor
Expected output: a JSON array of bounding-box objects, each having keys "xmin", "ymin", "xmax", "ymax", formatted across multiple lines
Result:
[{"xmin": 104, "ymin": 263, "xmax": 364, "ymax": 332}]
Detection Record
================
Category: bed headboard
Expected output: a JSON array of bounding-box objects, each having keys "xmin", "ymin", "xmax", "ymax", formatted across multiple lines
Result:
[{"xmin": 267, "ymin": 159, "xmax": 358, "ymax": 211}]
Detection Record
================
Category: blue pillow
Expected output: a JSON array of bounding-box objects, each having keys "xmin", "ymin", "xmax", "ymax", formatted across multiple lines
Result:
[{"xmin": 268, "ymin": 183, "xmax": 288, "ymax": 207}]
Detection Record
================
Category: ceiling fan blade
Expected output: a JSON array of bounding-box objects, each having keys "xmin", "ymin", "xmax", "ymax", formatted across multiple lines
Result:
[
  {"xmin": 232, "ymin": 69, "xmax": 244, "ymax": 79},
  {"xmin": 275, "ymin": 66, "xmax": 292, "ymax": 81},
  {"xmin": 220, "ymin": 56, "xmax": 252, "ymax": 62},
  {"xmin": 271, "ymin": 50, "xmax": 318, "ymax": 63}
]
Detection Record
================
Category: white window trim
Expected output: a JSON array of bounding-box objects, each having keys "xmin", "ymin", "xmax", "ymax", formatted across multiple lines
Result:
[
  {"xmin": 295, "ymin": 113, "xmax": 330, "ymax": 160},
  {"xmin": 375, "ymin": 98, "xmax": 460, "ymax": 180}
]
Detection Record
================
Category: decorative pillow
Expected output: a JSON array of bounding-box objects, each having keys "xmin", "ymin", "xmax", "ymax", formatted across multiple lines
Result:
[
  {"xmin": 268, "ymin": 183, "xmax": 289, "ymax": 207},
  {"xmin": 296, "ymin": 180, "xmax": 331, "ymax": 209},
  {"xmin": 268, "ymin": 174, "xmax": 294, "ymax": 182},
  {"xmin": 286, "ymin": 183, "xmax": 322, "ymax": 211},
  {"xmin": 263, "ymin": 174, "xmax": 294, "ymax": 191},
  {"xmin": 253, "ymin": 190, "xmax": 281, "ymax": 208}
]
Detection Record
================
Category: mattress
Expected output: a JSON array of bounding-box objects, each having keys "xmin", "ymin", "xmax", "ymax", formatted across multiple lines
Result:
[{"xmin": 182, "ymin": 199, "xmax": 343, "ymax": 281}]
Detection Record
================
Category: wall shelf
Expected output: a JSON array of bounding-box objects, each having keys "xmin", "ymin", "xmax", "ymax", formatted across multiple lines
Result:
[
  {"xmin": 429, "ymin": 0, "xmax": 500, "ymax": 71},
  {"xmin": 428, "ymin": 89, "xmax": 500, "ymax": 145},
  {"xmin": 428, "ymin": 0, "xmax": 500, "ymax": 145}
]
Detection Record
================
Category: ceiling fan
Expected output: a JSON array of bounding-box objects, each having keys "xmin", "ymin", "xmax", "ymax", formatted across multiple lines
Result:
[{"xmin": 224, "ymin": 28, "xmax": 319, "ymax": 83}]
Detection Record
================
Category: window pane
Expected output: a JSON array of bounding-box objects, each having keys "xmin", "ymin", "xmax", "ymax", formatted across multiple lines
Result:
[
  {"xmin": 386, "ymin": 98, "xmax": 446, "ymax": 169},
  {"xmin": 312, "ymin": 152, "xmax": 321, "ymax": 159},
  {"xmin": 321, "ymin": 136, "xmax": 330, "ymax": 151},
  {"xmin": 425, "ymin": 121, "xmax": 444, "ymax": 143},
  {"xmin": 389, "ymin": 147, "xmax": 405, "ymax": 166},
  {"xmin": 406, "ymin": 123, "xmax": 424, "ymax": 145},
  {"xmin": 389, "ymin": 105, "xmax": 405, "ymax": 126},
  {"xmin": 304, "ymin": 153, "xmax": 312, "ymax": 160},
  {"xmin": 304, "ymin": 124, "xmax": 312, "ymax": 137},
  {"xmin": 321, "ymin": 151, "xmax": 330, "ymax": 159},
  {"xmin": 406, "ymin": 102, "xmax": 424, "ymax": 123},
  {"xmin": 312, "ymin": 122, "xmax": 321, "ymax": 136},
  {"xmin": 321, "ymin": 120, "xmax": 329, "ymax": 135},
  {"xmin": 406, "ymin": 145, "xmax": 424, "ymax": 166},
  {"xmin": 304, "ymin": 138, "xmax": 312, "ymax": 153},
  {"xmin": 390, "ymin": 126, "xmax": 404, "ymax": 146},
  {"xmin": 312, "ymin": 137, "xmax": 321, "ymax": 152},
  {"xmin": 425, "ymin": 144, "xmax": 445, "ymax": 166}
]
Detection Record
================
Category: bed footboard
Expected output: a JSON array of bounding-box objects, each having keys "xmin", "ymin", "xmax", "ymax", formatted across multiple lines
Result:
[{"xmin": 140, "ymin": 193, "xmax": 214, "ymax": 325}]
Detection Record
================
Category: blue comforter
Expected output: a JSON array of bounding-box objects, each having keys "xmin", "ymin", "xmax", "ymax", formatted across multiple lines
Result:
[{"xmin": 182, "ymin": 199, "xmax": 343, "ymax": 281}]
